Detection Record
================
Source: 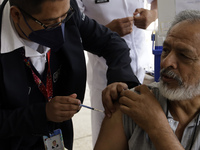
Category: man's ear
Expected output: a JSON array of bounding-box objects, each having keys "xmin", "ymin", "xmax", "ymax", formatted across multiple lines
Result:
[{"xmin": 10, "ymin": 6, "xmax": 22, "ymax": 24}]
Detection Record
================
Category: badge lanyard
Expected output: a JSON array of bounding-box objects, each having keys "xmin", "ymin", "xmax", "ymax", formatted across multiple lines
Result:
[
  {"xmin": 22, "ymin": 50, "xmax": 53, "ymax": 101},
  {"xmin": 22, "ymin": 50, "xmax": 65, "ymax": 149}
]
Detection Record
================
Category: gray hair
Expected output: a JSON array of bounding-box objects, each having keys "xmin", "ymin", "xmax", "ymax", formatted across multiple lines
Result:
[{"xmin": 167, "ymin": 10, "xmax": 200, "ymax": 34}]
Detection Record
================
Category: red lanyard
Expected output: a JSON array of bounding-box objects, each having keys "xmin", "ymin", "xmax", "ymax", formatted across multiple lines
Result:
[{"xmin": 23, "ymin": 50, "xmax": 53, "ymax": 101}]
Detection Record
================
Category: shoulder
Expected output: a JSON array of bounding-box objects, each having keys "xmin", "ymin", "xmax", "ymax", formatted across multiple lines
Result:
[
  {"xmin": 147, "ymin": 82, "xmax": 168, "ymax": 113},
  {"xmin": 148, "ymin": 82, "xmax": 167, "ymax": 101},
  {"xmin": 70, "ymin": 0, "xmax": 84, "ymax": 26}
]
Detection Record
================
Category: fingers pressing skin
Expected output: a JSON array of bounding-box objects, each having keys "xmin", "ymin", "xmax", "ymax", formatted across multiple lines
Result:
[
  {"xmin": 46, "ymin": 95, "xmax": 81, "ymax": 122},
  {"xmin": 119, "ymin": 85, "xmax": 166, "ymax": 133},
  {"xmin": 102, "ymin": 82, "xmax": 128, "ymax": 118},
  {"xmin": 106, "ymin": 17, "xmax": 134, "ymax": 37}
]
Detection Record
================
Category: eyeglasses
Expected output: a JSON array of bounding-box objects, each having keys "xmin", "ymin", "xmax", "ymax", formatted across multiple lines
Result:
[{"xmin": 19, "ymin": 6, "xmax": 75, "ymax": 30}]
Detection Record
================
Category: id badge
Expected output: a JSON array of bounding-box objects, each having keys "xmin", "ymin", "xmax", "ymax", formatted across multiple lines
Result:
[
  {"xmin": 95, "ymin": 0, "xmax": 109, "ymax": 4},
  {"xmin": 43, "ymin": 129, "xmax": 66, "ymax": 150}
]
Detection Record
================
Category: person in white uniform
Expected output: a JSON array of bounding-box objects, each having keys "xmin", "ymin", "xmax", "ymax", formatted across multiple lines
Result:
[{"xmin": 76, "ymin": 0, "xmax": 157, "ymax": 146}]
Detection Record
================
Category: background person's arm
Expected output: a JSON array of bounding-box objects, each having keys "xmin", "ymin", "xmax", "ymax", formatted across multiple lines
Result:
[
  {"xmin": 105, "ymin": 17, "xmax": 133, "ymax": 37},
  {"xmin": 133, "ymin": 0, "xmax": 157, "ymax": 29}
]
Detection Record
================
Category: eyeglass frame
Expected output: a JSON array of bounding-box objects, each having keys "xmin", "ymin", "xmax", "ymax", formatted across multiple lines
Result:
[{"xmin": 18, "ymin": 6, "xmax": 75, "ymax": 30}]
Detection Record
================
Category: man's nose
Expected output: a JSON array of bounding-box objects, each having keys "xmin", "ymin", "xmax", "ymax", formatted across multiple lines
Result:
[
  {"xmin": 53, "ymin": 17, "xmax": 62, "ymax": 26},
  {"xmin": 161, "ymin": 51, "xmax": 177, "ymax": 69}
]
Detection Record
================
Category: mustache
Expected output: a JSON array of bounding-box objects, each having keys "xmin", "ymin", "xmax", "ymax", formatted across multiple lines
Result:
[{"xmin": 160, "ymin": 68, "xmax": 183, "ymax": 86}]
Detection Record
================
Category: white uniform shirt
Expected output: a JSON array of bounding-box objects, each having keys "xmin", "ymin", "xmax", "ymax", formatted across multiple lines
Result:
[
  {"xmin": 77, "ymin": 0, "xmax": 153, "ymax": 87},
  {"xmin": 1, "ymin": 2, "xmax": 49, "ymax": 75}
]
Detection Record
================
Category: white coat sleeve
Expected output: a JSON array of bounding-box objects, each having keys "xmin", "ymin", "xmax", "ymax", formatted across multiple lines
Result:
[
  {"xmin": 76, "ymin": 0, "xmax": 85, "ymax": 13},
  {"xmin": 147, "ymin": 0, "xmax": 154, "ymax": 4}
]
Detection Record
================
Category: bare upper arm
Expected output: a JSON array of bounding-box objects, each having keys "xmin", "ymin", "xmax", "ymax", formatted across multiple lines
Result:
[{"xmin": 94, "ymin": 103, "xmax": 128, "ymax": 150}]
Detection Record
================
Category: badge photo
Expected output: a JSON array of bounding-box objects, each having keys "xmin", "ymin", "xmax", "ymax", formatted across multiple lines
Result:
[{"xmin": 43, "ymin": 129, "xmax": 65, "ymax": 150}]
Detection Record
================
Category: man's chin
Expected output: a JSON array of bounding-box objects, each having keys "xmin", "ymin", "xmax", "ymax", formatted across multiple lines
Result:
[
  {"xmin": 159, "ymin": 80, "xmax": 200, "ymax": 101},
  {"xmin": 160, "ymin": 79, "xmax": 179, "ymax": 90}
]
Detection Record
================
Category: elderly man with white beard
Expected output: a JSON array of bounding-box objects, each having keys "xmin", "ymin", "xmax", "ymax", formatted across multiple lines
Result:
[{"xmin": 94, "ymin": 10, "xmax": 200, "ymax": 150}]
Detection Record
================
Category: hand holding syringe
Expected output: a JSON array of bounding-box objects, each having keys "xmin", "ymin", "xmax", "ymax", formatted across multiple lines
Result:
[{"xmin": 70, "ymin": 93, "xmax": 104, "ymax": 113}]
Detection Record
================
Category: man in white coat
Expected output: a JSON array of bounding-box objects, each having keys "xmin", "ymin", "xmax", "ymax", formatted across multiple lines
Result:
[{"xmin": 76, "ymin": 0, "xmax": 157, "ymax": 146}]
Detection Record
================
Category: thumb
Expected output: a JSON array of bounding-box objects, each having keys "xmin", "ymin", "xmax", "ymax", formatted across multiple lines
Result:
[
  {"xmin": 133, "ymin": 8, "xmax": 144, "ymax": 16},
  {"xmin": 134, "ymin": 8, "xmax": 140, "ymax": 15},
  {"xmin": 69, "ymin": 93, "xmax": 77, "ymax": 98}
]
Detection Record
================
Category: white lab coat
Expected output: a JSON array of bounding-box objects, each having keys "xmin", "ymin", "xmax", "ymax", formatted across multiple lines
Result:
[{"xmin": 76, "ymin": 0, "xmax": 154, "ymax": 146}]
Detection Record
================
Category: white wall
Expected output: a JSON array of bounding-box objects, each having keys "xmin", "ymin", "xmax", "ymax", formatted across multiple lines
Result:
[
  {"xmin": 157, "ymin": 0, "xmax": 175, "ymax": 37},
  {"xmin": 157, "ymin": 0, "xmax": 200, "ymax": 46}
]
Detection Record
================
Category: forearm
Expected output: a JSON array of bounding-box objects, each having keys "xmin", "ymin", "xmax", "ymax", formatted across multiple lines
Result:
[
  {"xmin": 148, "ymin": 120, "xmax": 184, "ymax": 150},
  {"xmin": 150, "ymin": 0, "xmax": 158, "ymax": 21},
  {"xmin": 151, "ymin": 0, "xmax": 157, "ymax": 10},
  {"xmin": 80, "ymin": 16, "xmax": 139, "ymax": 86}
]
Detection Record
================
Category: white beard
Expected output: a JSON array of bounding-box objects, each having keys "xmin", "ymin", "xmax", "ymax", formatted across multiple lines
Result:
[{"xmin": 159, "ymin": 79, "xmax": 200, "ymax": 101}]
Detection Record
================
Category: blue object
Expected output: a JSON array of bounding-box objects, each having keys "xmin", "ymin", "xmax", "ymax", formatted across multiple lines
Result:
[
  {"xmin": 80, "ymin": 104, "xmax": 104, "ymax": 113},
  {"xmin": 153, "ymin": 46, "xmax": 162, "ymax": 82},
  {"xmin": 80, "ymin": 104, "xmax": 93, "ymax": 110},
  {"xmin": 151, "ymin": 33, "xmax": 163, "ymax": 82}
]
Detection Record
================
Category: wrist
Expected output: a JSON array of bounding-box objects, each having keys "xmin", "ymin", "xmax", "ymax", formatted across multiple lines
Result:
[{"xmin": 150, "ymin": 9, "xmax": 158, "ymax": 22}]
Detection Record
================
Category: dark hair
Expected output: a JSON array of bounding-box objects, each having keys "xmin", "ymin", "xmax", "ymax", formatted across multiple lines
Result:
[{"xmin": 9, "ymin": 0, "xmax": 56, "ymax": 15}]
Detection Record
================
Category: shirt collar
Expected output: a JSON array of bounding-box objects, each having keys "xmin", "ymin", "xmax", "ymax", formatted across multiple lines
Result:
[
  {"xmin": 1, "ymin": 2, "xmax": 49, "ymax": 57},
  {"xmin": 167, "ymin": 104, "xmax": 200, "ymax": 127}
]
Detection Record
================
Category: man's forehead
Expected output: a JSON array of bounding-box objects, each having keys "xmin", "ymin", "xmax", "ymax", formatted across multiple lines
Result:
[
  {"xmin": 166, "ymin": 21, "xmax": 200, "ymax": 44},
  {"xmin": 41, "ymin": 0, "xmax": 70, "ymax": 10},
  {"xmin": 34, "ymin": 0, "xmax": 70, "ymax": 20},
  {"xmin": 164, "ymin": 22, "xmax": 200, "ymax": 51},
  {"xmin": 169, "ymin": 20, "xmax": 200, "ymax": 35}
]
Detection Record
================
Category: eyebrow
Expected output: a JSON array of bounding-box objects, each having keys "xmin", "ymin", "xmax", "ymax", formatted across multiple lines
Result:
[
  {"xmin": 163, "ymin": 41, "xmax": 192, "ymax": 51},
  {"xmin": 163, "ymin": 41, "xmax": 171, "ymax": 47},
  {"xmin": 164, "ymin": 40, "xmax": 197, "ymax": 57}
]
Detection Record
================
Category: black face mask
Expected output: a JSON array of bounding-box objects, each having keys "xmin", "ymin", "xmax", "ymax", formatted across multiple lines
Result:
[{"xmin": 18, "ymin": 16, "xmax": 66, "ymax": 52}]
